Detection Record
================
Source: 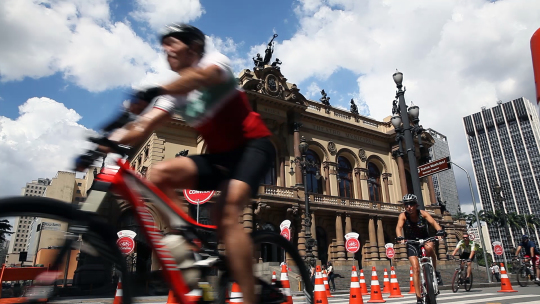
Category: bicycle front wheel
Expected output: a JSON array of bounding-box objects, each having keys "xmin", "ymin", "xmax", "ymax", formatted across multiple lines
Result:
[
  {"xmin": 217, "ymin": 231, "xmax": 313, "ymax": 304},
  {"xmin": 451, "ymin": 270, "xmax": 460, "ymax": 293},
  {"xmin": 464, "ymin": 272, "xmax": 473, "ymax": 291},
  {"xmin": 516, "ymin": 266, "xmax": 528, "ymax": 287},
  {"xmin": 423, "ymin": 264, "xmax": 437, "ymax": 304},
  {"xmin": 0, "ymin": 196, "xmax": 132, "ymax": 304}
]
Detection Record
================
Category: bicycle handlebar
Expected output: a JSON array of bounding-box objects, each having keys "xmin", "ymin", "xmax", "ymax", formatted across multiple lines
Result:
[
  {"xmin": 396, "ymin": 236, "xmax": 440, "ymax": 245},
  {"xmin": 74, "ymin": 136, "xmax": 132, "ymax": 172}
]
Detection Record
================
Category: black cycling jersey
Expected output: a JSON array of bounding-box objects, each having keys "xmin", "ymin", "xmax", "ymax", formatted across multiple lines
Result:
[{"xmin": 403, "ymin": 210, "xmax": 430, "ymax": 240}]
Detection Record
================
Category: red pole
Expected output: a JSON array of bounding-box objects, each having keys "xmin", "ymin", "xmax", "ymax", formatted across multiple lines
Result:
[{"xmin": 531, "ymin": 27, "xmax": 540, "ymax": 104}]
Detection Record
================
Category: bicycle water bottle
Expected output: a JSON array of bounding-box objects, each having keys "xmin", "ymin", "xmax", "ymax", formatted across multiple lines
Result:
[{"xmin": 162, "ymin": 234, "xmax": 201, "ymax": 289}]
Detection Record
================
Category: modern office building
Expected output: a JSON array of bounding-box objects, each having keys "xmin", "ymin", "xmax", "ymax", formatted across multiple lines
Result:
[
  {"xmin": 426, "ymin": 128, "xmax": 461, "ymax": 216},
  {"xmin": 463, "ymin": 97, "xmax": 540, "ymax": 261}
]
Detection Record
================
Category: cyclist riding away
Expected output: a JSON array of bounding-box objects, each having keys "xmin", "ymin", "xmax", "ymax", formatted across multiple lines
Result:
[
  {"xmin": 396, "ymin": 194, "xmax": 445, "ymax": 304},
  {"xmin": 92, "ymin": 23, "xmax": 274, "ymax": 304},
  {"xmin": 515, "ymin": 235, "xmax": 540, "ymax": 282},
  {"xmin": 451, "ymin": 233, "xmax": 477, "ymax": 283}
]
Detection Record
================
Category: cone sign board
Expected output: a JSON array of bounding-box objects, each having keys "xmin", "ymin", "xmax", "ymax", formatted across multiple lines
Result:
[
  {"xmin": 117, "ymin": 230, "xmax": 136, "ymax": 255},
  {"xmin": 493, "ymin": 241, "xmax": 504, "ymax": 256},
  {"xmin": 183, "ymin": 190, "xmax": 215, "ymax": 205},
  {"xmin": 280, "ymin": 220, "xmax": 291, "ymax": 241},
  {"xmin": 385, "ymin": 243, "xmax": 395, "ymax": 259},
  {"xmin": 345, "ymin": 232, "xmax": 360, "ymax": 253}
]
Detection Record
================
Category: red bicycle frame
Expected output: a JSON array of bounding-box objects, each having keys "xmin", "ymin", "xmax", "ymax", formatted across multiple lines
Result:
[{"xmin": 83, "ymin": 158, "xmax": 217, "ymax": 304}]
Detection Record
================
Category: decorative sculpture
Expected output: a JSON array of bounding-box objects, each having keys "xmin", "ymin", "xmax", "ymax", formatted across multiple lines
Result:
[
  {"xmin": 262, "ymin": 34, "xmax": 278, "ymax": 66},
  {"xmin": 320, "ymin": 90, "xmax": 331, "ymax": 106},
  {"xmin": 392, "ymin": 99, "xmax": 399, "ymax": 115},
  {"xmin": 350, "ymin": 98, "xmax": 359, "ymax": 115},
  {"xmin": 271, "ymin": 58, "xmax": 282, "ymax": 69},
  {"xmin": 252, "ymin": 53, "xmax": 264, "ymax": 69},
  {"xmin": 175, "ymin": 150, "xmax": 189, "ymax": 157}
]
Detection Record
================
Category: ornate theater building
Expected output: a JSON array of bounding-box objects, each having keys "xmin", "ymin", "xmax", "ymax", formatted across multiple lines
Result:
[{"xmin": 119, "ymin": 61, "xmax": 466, "ymax": 274}]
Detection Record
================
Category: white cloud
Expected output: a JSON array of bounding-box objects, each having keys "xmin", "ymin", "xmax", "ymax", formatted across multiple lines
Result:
[
  {"xmin": 267, "ymin": 0, "xmax": 540, "ymax": 207},
  {"xmin": 132, "ymin": 0, "xmax": 205, "ymax": 30},
  {"xmin": 0, "ymin": 97, "xmax": 94, "ymax": 197},
  {"xmin": 0, "ymin": 0, "xmax": 194, "ymax": 92}
]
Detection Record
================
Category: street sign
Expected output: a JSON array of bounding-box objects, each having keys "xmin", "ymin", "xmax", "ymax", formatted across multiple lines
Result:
[
  {"xmin": 345, "ymin": 232, "xmax": 360, "ymax": 253},
  {"xmin": 183, "ymin": 190, "xmax": 215, "ymax": 205},
  {"xmin": 417, "ymin": 157, "xmax": 452, "ymax": 178},
  {"xmin": 493, "ymin": 241, "xmax": 504, "ymax": 256},
  {"xmin": 385, "ymin": 243, "xmax": 395, "ymax": 259},
  {"xmin": 280, "ymin": 220, "xmax": 291, "ymax": 241},
  {"xmin": 117, "ymin": 237, "xmax": 135, "ymax": 255},
  {"xmin": 468, "ymin": 232, "xmax": 476, "ymax": 241}
]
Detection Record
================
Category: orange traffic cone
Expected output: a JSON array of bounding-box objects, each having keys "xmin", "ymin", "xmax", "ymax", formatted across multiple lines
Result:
[
  {"xmin": 113, "ymin": 278, "xmax": 123, "ymax": 304},
  {"xmin": 166, "ymin": 290, "xmax": 179, "ymax": 304},
  {"xmin": 349, "ymin": 266, "xmax": 364, "ymax": 304},
  {"xmin": 229, "ymin": 282, "xmax": 244, "ymax": 304},
  {"xmin": 272, "ymin": 271, "xmax": 277, "ymax": 285},
  {"xmin": 367, "ymin": 267, "xmax": 385, "ymax": 303},
  {"xmin": 323, "ymin": 270, "xmax": 333, "ymax": 297},
  {"xmin": 388, "ymin": 266, "xmax": 404, "ymax": 298},
  {"xmin": 498, "ymin": 263, "xmax": 518, "ymax": 293},
  {"xmin": 408, "ymin": 267, "xmax": 415, "ymax": 294},
  {"xmin": 314, "ymin": 266, "xmax": 329, "ymax": 304},
  {"xmin": 359, "ymin": 269, "xmax": 369, "ymax": 295},
  {"xmin": 280, "ymin": 264, "xmax": 293, "ymax": 304},
  {"xmin": 381, "ymin": 269, "xmax": 390, "ymax": 294}
]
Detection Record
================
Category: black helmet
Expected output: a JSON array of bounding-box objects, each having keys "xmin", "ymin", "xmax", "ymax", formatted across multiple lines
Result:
[
  {"xmin": 160, "ymin": 23, "xmax": 205, "ymax": 54},
  {"xmin": 402, "ymin": 194, "xmax": 418, "ymax": 204},
  {"xmin": 522, "ymin": 235, "xmax": 529, "ymax": 240}
]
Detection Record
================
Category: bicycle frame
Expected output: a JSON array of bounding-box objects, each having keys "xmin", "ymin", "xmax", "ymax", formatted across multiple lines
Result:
[
  {"xmin": 415, "ymin": 239, "xmax": 439, "ymax": 298},
  {"xmin": 81, "ymin": 159, "xmax": 218, "ymax": 304}
]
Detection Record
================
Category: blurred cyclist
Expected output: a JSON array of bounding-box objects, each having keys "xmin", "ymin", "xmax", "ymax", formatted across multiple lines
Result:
[
  {"xmin": 451, "ymin": 233, "xmax": 477, "ymax": 282},
  {"xmin": 515, "ymin": 235, "xmax": 540, "ymax": 282}
]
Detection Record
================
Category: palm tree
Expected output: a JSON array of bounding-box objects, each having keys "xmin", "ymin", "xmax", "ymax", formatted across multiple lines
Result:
[
  {"xmin": 452, "ymin": 211, "xmax": 468, "ymax": 221},
  {"xmin": 466, "ymin": 213, "xmax": 478, "ymax": 228},
  {"xmin": 481, "ymin": 209, "xmax": 514, "ymax": 248},
  {"xmin": 0, "ymin": 219, "xmax": 13, "ymax": 244},
  {"xmin": 522, "ymin": 214, "xmax": 540, "ymax": 236}
]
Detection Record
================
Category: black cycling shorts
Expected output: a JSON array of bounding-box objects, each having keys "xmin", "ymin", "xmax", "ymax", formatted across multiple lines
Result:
[
  {"xmin": 460, "ymin": 252, "xmax": 471, "ymax": 260},
  {"xmin": 407, "ymin": 243, "xmax": 422, "ymax": 257},
  {"xmin": 189, "ymin": 137, "xmax": 275, "ymax": 198}
]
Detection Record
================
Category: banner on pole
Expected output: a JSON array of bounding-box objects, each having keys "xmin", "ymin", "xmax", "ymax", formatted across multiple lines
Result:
[
  {"xmin": 280, "ymin": 220, "xmax": 291, "ymax": 241},
  {"xmin": 345, "ymin": 232, "xmax": 360, "ymax": 253}
]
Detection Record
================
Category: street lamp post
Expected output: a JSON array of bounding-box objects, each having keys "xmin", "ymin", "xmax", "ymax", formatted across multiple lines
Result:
[
  {"xmin": 290, "ymin": 136, "xmax": 321, "ymax": 267},
  {"xmin": 493, "ymin": 184, "xmax": 510, "ymax": 267},
  {"xmin": 391, "ymin": 70, "xmax": 426, "ymax": 209},
  {"xmin": 449, "ymin": 162, "xmax": 491, "ymax": 283}
]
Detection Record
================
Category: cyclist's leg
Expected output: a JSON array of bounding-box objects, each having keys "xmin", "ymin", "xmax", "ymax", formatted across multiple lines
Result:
[
  {"xmin": 407, "ymin": 244, "xmax": 422, "ymax": 299},
  {"xmin": 213, "ymin": 180, "xmax": 256, "ymax": 304},
  {"xmin": 424, "ymin": 241, "xmax": 438, "ymax": 271},
  {"xmin": 535, "ymin": 256, "xmax": 540, "ymax": 280}
]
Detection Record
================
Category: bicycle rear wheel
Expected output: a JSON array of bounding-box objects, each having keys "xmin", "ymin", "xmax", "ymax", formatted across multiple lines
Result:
[
  {"xmin": 0, "ymin": 196, "xmax": 132, "ymax": 304},
  {"xmin": 451, "ymin": 270, "xmax": 460, "ymax": 293},
  {"xmin": 516, "ymin": 266, "xmax": 528, "ymax": 287},
  {"xmin": 464, "ymin": 272, "xmax": 473, "ymax": 291},
  {"xmin": 423, "ymin": 264, "xmax": 437, "ymax": 304},
  {"xmin": 217, "ymin": 231, "xmax": 313, "ymax": 304}
]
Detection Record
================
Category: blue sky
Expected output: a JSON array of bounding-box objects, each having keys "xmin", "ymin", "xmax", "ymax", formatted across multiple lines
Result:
[{"xmin": 1, "ymin": 0, "xmax": 540, "ymax": 215}]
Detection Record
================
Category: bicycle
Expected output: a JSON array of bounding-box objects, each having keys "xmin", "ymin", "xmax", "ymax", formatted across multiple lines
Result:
[
  {"xmin": 0, "ymin": 136, "xmax": 314, "ymax": 304},
  {"xmin": 513, "ymin": 257, "xmax": 540, "ymax": 287},
  {"xmin": 400, "ymin": 237, "xmax": 440, "ymax": 304},
  {"xmin": 451, "ymin": 257, "xmax": 473, "ymax": 292}
]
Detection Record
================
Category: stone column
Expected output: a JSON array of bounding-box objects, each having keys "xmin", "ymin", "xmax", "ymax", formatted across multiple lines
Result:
[
  {"xmin": 279, "ymin": 157, "xmax": 286, "ymax": 187},
  {"xmin": 311, "ymin": 212, "xmax": 318, "ymax": 260},
  {"xmin": 330, "ymin": 239, "xmax": 337, "ymax": 261},
  {"xmin": 293, "ymin": 122, "xmax": 303, "ymax": 186},
  {"xmin": 438, "ymin": 237, "xmax": 448, "ymax": 261},
  {"xmin": 345, "ymin": 213, "xmax": 353, "ymax": 260},
  {"xmin": 368, "ymin": 216, "xmax": 378, "ymax": 260},
  {"xmin": 427, "ymin": 175, "xmax": 437, "ymax": 206},
  {"xmin": 394, "ymin": 152, "xmax": 408, "ymax": 197},
  {"xmin": 376, "ymin": 217, "xmax": 386, "ymax": 259},
  {"xmin": 354, "ymin": 168, "xmax": 363, "ymax": 200},
  {"xmin": 382, "ymin": 173, "xmax": 392, "ymax": 203},
  {"xmin": 335, "ymin": 213, "xmax": 346, "ymax": 261},
  {"xmin": 323, "ymin": 162, "xmax": 331, "ymax": 196},
  {"xmin": 297, "ymin": 213, "xmax": 306, "ymax": 258}
]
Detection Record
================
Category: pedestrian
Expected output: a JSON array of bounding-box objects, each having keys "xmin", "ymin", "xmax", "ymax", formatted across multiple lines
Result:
[
  {"xmin": 327, "ymin": 261, "xmax": 336, "ymax": 292},
  {"xmin": 310, "ymin": 264, "xmax": 316, "ymax": 287},
  {"xmin": 490, "ymin": 263, "xmax": 500, "ymax": 282}
]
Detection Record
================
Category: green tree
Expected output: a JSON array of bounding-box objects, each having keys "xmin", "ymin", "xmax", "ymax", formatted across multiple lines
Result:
[
  {"xmin": 466, "ymin": 213, "xmax": 478, "ymax": 228},
  {"xmin": 452, "ymin": 211, "xmax": 468, "ymax": 221},
  {"xmin": 0, "ymin": 219, "xmax": 13, "ymax": 244},
  {"xmin": 475, "ymin": 246, "xmax": 493, "ymax": 267}
]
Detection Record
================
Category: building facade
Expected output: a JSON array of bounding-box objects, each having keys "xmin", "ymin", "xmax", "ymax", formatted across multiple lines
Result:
[
  {"xmin": 5, "ymin": 178, "xmax": 51, "ymax": 265},
  {"xmin": 117, "ymin": 63, "xmax": 465, "ymax": 274},
  {"xmin": 463, "ymin": 97, "xmax": 540, "ymax": 261},
  {"xmin": 426, "ymin": 129, "xmax": 461, "ymax": 216}
]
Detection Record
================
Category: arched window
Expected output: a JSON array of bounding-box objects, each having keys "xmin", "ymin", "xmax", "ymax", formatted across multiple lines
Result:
[
  {"xmin": 261, "ymin": 146, "xmax": 277, "ymax": 185},
  {"xmin": 367, "ymin": 162, "xmax": 382, "ymax": 202},
  {"xmin": 306, "ymin": 150, "xmax": 323, "ymax": 194},
  {"xmin": 338, "ymin": 156, "xmax": 353, "ymax": 198}
]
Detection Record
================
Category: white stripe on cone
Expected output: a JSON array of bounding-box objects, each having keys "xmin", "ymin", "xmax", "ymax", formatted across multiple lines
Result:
[
  {"xmin": 501, "ymin": 274, "xmax": 509, "ymax": 278},
  {"xmin": 281, "ymin": 273, "xmax": 289, "ymax": 280},
  {"xmin": 116, "ymin": 289, "xmax": 123, "ymax": 297},
  {"xmin": 230, "ymin": 292, "xmax": 243, "ymax": 303},
  {"xmin": 390, "ymin": 278, "xmax": 398, "ymax": 283},
  {"xmin": 371, "ymin": 271, "xmax": 377, "ymax": 276},
  {"xmin": 371, "ymin": 280, "xmax": 380, "ymax": 285},
  {"xmin": 314, "ymin": 284, "xmax": 326, "ymax": 291},
  {"xmin": 280, "ymin": 288, "xmax": 291, "ymax": 296},
  {"xmin": 350, "ymin": 282, "xmax": 360, "ymax": 288}
]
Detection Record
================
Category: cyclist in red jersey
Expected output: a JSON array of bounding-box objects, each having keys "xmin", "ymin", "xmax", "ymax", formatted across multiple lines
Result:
[{"xmin": 103, "ymin": 24, "xmax": 274, "ymax": 304}]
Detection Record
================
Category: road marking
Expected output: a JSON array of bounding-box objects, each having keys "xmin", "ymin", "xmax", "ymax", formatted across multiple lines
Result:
[{"xmin": 441, "ymin": 294, "xmax": 540, "ymax": 304}]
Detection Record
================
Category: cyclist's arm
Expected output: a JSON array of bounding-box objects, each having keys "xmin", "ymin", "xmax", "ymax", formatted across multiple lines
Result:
[
  {"xmin": 530, "ymin": 245, "xmax": 536, "ymax": 258},
  {"xmin": 451, "ymin": 245, "xmax": 459, "ymax": 256},
  {"xmin": 420, "ymin": 210, "xmax": 443, "ymax": 231},
  {"xmin": 161, "ymin": 64, "xmax": 227, "ymax": 95},
  {"xmin": 515, "ymin": 245, "xmax": 522, "ymax": 256},
  {"xmin": 396, "ymin": 213, "xmax": 406, "ymax": 241},
  {"xmin": 107, "ymin": 108, "xmax": 171, "ymax": 148}
]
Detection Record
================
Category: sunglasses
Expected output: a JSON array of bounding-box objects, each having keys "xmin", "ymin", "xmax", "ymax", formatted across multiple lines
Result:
[
  {"xmin": 403, "ymin": 203, "xmax": 417, "ymax": 206},
  {"xmin": 463, "ymin": 237, "xmax": 469, "ymax": 239}
]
